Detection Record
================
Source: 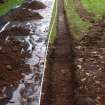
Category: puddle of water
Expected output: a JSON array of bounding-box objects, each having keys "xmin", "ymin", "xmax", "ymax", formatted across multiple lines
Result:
[{"xmin": 0, "ymin": 0, "xmax": 53, "ymax": 105}]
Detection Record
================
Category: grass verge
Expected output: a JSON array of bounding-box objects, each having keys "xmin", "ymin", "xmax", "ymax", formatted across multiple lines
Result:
[
  {"xmin": 64, "ymin": 0, "xmax": 91, "ymax": 40},
  {"xmin": 48, "ymin": 0, "xmax": 57, "ymax": 44},
  {"xmin": 81, "ymin": 0, "xmax": 105, "ymax": 19},
  {"xmin": 0, "ymin": 0, "xmax": 24, "ymax": 16}
]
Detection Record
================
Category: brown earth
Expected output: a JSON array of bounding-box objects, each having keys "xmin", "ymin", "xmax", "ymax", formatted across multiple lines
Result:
[
  {"xmin": 0, "ymin": 27, "xmax": 31, "ymax": 39},
  {"xmin": 0, "ymin": 36, "xmax": 31, "ymax": 100},
  {"xmin": 41, "ymin": 0, "xmax": 76, "ymax": 105},
  {"xmin": 0, "ymin": 0, "xmax": 46, "ymax": 102},
  {"xmin": 4, "ymin": 8, "xmax": 43, "ymax": 22},
  {"xmin": 74, "ymin": 16, "xmax": 105, "ymax": 105},
  {"xmin": 74, "ymin": 0, "xmax": 95, "ymax": 23},
  {"xmin": 41, "ymin": 0, "xmax": 105, "ymax": 105},
  {"xmin": 22, "ymin": 1, "xmax": 46, "ymax": 10},
  {"xmin": 0, "ymin": 37, "xmax": 31, "ymax": 87}
]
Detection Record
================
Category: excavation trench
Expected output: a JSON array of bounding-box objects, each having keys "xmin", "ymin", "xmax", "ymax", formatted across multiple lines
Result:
[{"xmin": 41, "ymin": 0, "xmax": 76, "ymax": 105}]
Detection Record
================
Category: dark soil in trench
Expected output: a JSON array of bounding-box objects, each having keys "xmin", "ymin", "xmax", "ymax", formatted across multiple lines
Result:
[
  {"xmin": 74, "ymin": 16, "xmax": 105, "ymax": 105},
  {"xmin": 3, "ymin": 1, "xmax": 47, "ymax": 22},
  {"xmin": 41, "ymin": 0, "xmax": 76, "ymax": 105}
]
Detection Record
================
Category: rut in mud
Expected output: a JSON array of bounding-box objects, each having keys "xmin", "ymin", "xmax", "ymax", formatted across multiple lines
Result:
[{"xmin": 41, "ymin": 0, "xmax": 76, "ymax": 105}]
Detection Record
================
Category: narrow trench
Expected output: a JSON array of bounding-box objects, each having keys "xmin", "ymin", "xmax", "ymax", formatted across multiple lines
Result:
[{"xmin": 41, "ymin": 0, "xmax": 77, "ymax": 105}]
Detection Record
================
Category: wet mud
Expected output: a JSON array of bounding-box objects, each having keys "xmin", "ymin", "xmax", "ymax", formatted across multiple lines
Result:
[
  {"xmin": 0, "ymin": 0, "xmax": 52, "ymax": 105},
  {"xmin": 75, "ymin": 16, "xmax": 105, "ymax": 105},
  {"xmin": 0, "ymin": 27, "xmax": 31, "ymax": 38}
]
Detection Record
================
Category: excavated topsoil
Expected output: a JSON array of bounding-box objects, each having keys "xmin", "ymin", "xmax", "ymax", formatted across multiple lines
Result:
[
  {"xmin": 74, "ymin": 16, "xmax": 105, "ymax": 105},
  {"xmin": 0, "ymin": 27, "xmax": 31, "ymax": 39},
  {"xmin": 22, "ymin": 1, "xmax": 46, "ymax": 10},
  {"xmin": 0, "ymin": 37, "xmax": 30, "ymax": 87},
  {"xmin": 4, "ymin": 8, "xmax": 43, "ymax": 22},
  {"xmin": 0, "ymin": 0, "xmax": 47, "ymax": 103},
  {"xmin": 74, "ymin": 0, "xmax": 95, "ymax": 23},
  {"xmin": 41, "ymin": 0, "xmax": 76, "ymax": 105}
]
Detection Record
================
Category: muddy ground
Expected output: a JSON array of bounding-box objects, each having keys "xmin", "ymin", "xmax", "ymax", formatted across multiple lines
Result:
[
  {"xmin": 0, "ymin": 0, "xmax": 48, "ymax": 103},
  {"xmin": 42, "ymin": 0, "xmax": 105, "ymax": 105},
  {"xmin": 22, "ymin": 1, "xmax": 46, "ymax": 10},
  {"xmin": 1, "ymin": 0, "xmax": 105, "ymax": 105},
  {"xmin": 74, "ymin": 10, "xmax": 105, "ymax": 105}
]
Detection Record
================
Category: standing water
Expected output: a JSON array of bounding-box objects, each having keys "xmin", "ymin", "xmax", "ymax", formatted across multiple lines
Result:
[{"xmin": 0, "ymin": 0, "xmax": 54, "ymax": 105}]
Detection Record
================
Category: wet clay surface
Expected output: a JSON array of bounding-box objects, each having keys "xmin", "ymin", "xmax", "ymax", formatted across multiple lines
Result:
[
  {"xmin": 74, "ymin": 0, "xmax": 95, "ymax": 23},
  {"xmin": 74, "ymin": 16, "xmax": 105, "ymax": 105},
  {"xmin": 4, "ymin": 8, "xmax": 43, "ymax": 22},
  {"xmin": 41, "ymin": 0, "xmax": 75, "ymax": 105},
  {"xmin": 0, "ymin": 0, "xmax": 53, "ymax": 104},
  {"xmin": 0, "ymin": 27, "xmax": 31, "ymax": 38},
  {"xmin": 0, "ymin": 36, "xmax": 31, "ymax": 100}
]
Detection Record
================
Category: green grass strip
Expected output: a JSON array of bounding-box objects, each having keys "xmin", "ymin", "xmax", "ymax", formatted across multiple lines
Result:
[
  {"xmin": 48, "ymin": 0, "xmax": 57, "ymax": 44},
  {"xmin": 0, "ymin": 0, "xmax": 24, "ymax": 16},
  {"xmin": 81, "ymin": 0, "xmax": 105, "ymax": 19},
  {"xmin": 64, "ymin": 0, "xmax": 91, "ymax": 40}
]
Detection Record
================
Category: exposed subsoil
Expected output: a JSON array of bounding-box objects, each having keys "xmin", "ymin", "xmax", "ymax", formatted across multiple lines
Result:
[
  {"xmin": 74, "ymin": 0, "xmax": 95, "ymax": 23},
  {"xmin": 22, "ymin": 1, "xmax": 46, "ymax": 10},
  {"xmin": 41, "ymin": 0, "xmax": 76, "ymax": 105},
  {"xmin": 4, "ymin": 8, "xmax": 43, "ymax": 22},
  {"xmin": 74, "ymin": 16, "xmax": 105, "ymax": 105}
]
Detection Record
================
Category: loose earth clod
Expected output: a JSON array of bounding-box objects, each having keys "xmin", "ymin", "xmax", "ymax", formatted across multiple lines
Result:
[
  {"xmin": 4, "ymin": 8, "xmax": 43, "ymax": 22},
  {"xmin": 0, "ymin": 27, "xmax": 31, "ymax": 38},
  {"xmin": 22, "ymin": 1, "xmax": 46, "ymax": 10}
]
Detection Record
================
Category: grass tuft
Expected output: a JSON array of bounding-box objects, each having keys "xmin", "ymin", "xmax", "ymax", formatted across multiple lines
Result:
[
  {"xmin": 0, "ymin": 0, "xmax": 24, "ymax": 16},
  {"xmin": 64, "ymin": 0, "xmax": 91, "ymax": 40}
]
